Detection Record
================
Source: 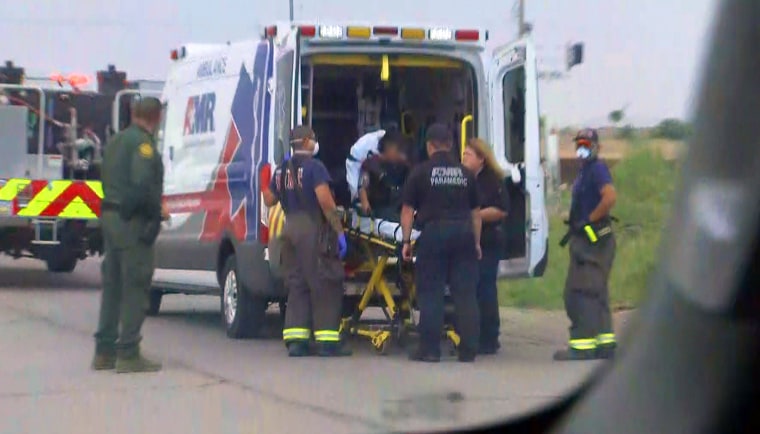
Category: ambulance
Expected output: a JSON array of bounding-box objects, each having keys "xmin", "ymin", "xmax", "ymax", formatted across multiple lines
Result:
[{"xmin": 150, "ymin": 22, "xmax": 549, "ymax": 338}]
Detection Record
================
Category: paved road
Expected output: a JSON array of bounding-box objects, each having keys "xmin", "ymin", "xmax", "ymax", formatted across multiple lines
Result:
[{"xmin": 0, "ymin": 257, "xmax": 614, "ymax": 434}]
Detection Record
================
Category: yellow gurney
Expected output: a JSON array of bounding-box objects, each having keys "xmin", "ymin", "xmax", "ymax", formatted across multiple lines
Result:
[{"xmin": 339, "ymin": 208, "xmax": 460, "ymax": 355}]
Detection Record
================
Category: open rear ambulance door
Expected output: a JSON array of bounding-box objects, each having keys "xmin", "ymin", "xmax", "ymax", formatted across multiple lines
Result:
[
  {"xmin": 266, "ymin": 24, "xmax": 302, "ymax": 280},
  {"xmin": 489, "ymin": 37, "xmax": 549, "ymax": 278}
]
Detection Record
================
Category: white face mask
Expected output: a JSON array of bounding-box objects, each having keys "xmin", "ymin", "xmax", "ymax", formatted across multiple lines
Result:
[
  {"xmin": 311, "ymin": 141, "xmax": 320, "ymax": 156},
  {"xmin": 576, "ymin": 147, "xmax": 591, "ymax": 159}
]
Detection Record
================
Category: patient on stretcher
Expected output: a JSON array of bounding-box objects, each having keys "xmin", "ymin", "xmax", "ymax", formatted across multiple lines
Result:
[{"xmin": 358, "ymin": 131, "xmax": 410, "ymax": 221}]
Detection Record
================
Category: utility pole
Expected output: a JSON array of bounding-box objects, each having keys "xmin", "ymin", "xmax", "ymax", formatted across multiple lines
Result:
[
  {"xmin": 518, "ymin": 0, "xmax": 526, "ymax": 36},
  {"xmin": 289, "ymin": 0, "xmax": 294, "ymax": 22}
]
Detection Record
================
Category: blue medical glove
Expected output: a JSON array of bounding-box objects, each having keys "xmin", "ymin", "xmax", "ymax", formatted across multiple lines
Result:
[{"xmin": 337, "ymin": 233, "xmax": 347, "ymax": 260}]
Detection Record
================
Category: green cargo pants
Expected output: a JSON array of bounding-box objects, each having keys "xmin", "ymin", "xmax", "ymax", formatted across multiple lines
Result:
[{"xmin": 94, "ymin": 210, "xmax": 156, "ymax": 357}]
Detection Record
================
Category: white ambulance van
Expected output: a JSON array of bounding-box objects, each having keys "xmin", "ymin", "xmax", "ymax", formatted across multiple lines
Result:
[{"xmin": 150, "ymin": 22, "xmax": 549, "ymax": 338}]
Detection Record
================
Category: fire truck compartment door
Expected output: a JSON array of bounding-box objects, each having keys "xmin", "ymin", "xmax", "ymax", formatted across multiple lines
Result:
[{"xmin": 0, "ymin": 105, "xmax": 31, "ymax": 179}]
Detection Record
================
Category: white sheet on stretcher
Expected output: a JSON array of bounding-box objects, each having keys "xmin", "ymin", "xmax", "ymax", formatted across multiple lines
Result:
[{"xmin": 345, "ymin": 210, "xmax": 420, "ymax": 243}]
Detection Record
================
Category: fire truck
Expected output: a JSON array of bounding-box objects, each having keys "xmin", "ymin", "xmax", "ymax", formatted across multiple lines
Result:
[{"xmin": 0, "ymin": 61, "xmax": 161, "ymax": 272}]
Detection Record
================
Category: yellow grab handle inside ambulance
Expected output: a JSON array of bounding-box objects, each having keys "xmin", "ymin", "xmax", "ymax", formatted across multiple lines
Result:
[
  {"xmin": 380, "ymin": 54, "xmax": 390, "ymax": 82},
  {"xmin": 460, "ymin": 114, "xmax": 473, "ymax": 159}
]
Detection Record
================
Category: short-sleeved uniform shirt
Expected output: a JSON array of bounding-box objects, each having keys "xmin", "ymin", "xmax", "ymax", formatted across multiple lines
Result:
[
  {"xmin": 476, "ymin": 169, "xmax": 510, "ymax": 249},
  {"xmin": 401, "ymin": 151, "xmax": 479, "ymax": 226},
  {"xmin": 269, "ymin": 154, "xmax": 331, "ymax": 214},
  {"xmin": 570, "ymin": 158, "xmax": 613, "ymax": 223},
  {"xmin": 359, "ymin": 156, "xmax": 409, "ymax": 210}
]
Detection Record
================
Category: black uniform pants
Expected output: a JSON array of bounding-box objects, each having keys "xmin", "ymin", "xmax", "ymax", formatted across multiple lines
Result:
[
  {"xmin": 281, "ymin": 214, "xmax": 345, "ymax": 345},
  {"xmin": 477, "ymin": 245, "xmax": 502, "ymax": 348},
  {"xmin": 563, "ymin": 233, "xmax": 616, "ymax": 350},
  {"xmin": 415, "ymin": 220, "xmax": 480, "ymax": 356}
]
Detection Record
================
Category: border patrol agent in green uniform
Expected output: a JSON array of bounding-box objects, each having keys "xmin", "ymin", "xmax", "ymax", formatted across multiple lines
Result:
[{"xmin": 91, "ymin": 97, "xmax": 167, "ymax": 373}]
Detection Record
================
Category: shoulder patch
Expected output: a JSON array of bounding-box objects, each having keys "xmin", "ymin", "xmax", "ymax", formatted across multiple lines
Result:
[{"xmin": 138, "ymin": 143, "xmax": 154, "ymax": 158}]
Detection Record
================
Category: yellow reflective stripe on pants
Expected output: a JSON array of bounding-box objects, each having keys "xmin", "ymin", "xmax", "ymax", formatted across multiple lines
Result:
[
  {"xmin": 583, "ymin": 225, "xmax": 598, "ymax": 243},
  {"xmin": 283, "ymin": 328, "xmax": 310, "ymax": 341},
  {"xmin": 314, "ymin": 330, "xmax": 340, "ymax": 342},
  {"xmin": 569, "ymin": 338, "xmax": 597, "ymax": 350},
  {"xmin": 596, "ymin": 333, "xmax": 616, "ymax": 345}
]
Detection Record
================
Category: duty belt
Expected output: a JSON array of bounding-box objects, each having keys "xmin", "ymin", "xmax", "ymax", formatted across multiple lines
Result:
[{"xmin": 559, "ymin": 217, "xmax": 617, "ymax": 247}]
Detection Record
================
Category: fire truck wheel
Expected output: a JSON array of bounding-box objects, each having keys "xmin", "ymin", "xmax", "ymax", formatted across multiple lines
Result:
[
  {"xmin": 45, "ymin": 254, "xmax": 78, "ymax": 273},
  {"xmin": 220, "ymin": 254, "xmax": 268, "ymax": 339},
  {"xmin": 146, "ymin": 291, "xmax": 163, "ymax": 316}
]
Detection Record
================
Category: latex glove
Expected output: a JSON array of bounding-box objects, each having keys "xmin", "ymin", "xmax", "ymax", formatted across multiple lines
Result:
[{"xmin": 337, "ymin": 233, "xmax": 347, "ymax": 260}]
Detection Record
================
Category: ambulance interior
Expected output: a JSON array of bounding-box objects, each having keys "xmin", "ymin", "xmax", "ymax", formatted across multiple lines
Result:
[{"xmin": 298, "ymin": 53, "xmax": 526, "ymax": 259}]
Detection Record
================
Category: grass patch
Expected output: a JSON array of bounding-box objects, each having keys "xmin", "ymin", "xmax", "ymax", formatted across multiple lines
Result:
[{"xmin": 499, "ymin": 145, "xmax": 679, "ymax": 310}]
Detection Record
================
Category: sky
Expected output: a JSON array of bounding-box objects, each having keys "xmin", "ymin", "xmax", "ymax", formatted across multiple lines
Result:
[{"xmin": 0, "ymin": 0, "xmax": 718, "ymax": 127}]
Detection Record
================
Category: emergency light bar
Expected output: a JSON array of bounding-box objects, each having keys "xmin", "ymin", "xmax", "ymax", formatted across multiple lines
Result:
[
  {"xmin": 262, "ymin": 23, "xmax": 485, "ymax": 43},
  {"xmin": 319, "ymin": 25, "xmax": 343, "ymax": 39},
  {"xmin": 429, "ymin": 28, "xmax": 453, "ymax": 41}
]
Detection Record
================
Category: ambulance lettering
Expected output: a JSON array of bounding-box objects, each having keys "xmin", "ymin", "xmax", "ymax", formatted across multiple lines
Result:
[{"xmin": 183, "ymin": 93, "xmax": 216, "ymax": 135}]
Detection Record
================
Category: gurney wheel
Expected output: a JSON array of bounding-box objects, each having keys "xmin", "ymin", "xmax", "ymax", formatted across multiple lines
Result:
[{"xmin": 375, "ymin": 338, "xmax": 391, "ymax": 355}]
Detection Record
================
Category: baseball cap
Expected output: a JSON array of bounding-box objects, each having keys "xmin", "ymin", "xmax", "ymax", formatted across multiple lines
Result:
[
  {"xmin": 574, "ymin": 128, "xmax": 599, "ymax": 145},
  {"xmin": 290, "ymin": 125, "xmax": 316, "ymax": 142},
  {"xmin": 425, "ymin": 123, "xmax": 453, "ymax": 144}
]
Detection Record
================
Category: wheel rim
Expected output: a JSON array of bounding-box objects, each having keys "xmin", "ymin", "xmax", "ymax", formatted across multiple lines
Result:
[{"xmin": 224, "ymin": 270, "xmax": 238, "ymax": 325}]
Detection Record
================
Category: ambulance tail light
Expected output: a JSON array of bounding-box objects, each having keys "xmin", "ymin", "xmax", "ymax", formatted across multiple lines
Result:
[
  {"xmin": 373, "ymin": 26, "xmax": 398, "ymax": 36},
  {"xmin": 454, "ymin": 29, "xmax": 480, "ymax": 41},
  {"xmin": 259, "ymin": 163, "xmax": 272, "ymax": 244},
  {"xmin": 300, "ymin": 25, "xmax": 317, "ymax": 38}
]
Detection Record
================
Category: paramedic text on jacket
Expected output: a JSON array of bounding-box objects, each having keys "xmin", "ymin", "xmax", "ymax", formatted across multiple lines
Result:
[
  {"xmin": 263, "ymin": 125, "xmax": 351, "ymax": 358},
  {"xmin": 400, "ymin": 123, "xmax": 482, "ymax": 363},
  {"xmin": 554, "ymin": 128, "xmax": 618, "ymax": 362}
]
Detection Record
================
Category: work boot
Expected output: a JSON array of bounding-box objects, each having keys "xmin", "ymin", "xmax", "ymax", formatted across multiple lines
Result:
[
  {"xmin": 596, "ymin": 344, "xmax": 617, "ymax": 360},
  {"xmin": 552, "ymin": 347, "xmax": 598, "ymax": 361},
  {"xmin": 91, "ymin": 353, "xmax": 117, "ymax": 371},
  {"xmin": 115, "ymin": 350, "xmax": 162, "ymax": 373},
  {"xmin": 478, "ymin": 341, "xmax": 501, "ymax": 355},
  {"xmin": 457, "ymin": 349, "xmax": 477, "ymax": 363},
  {"xmin": 287, "ymin": 340, "xmax": 310, "ymax": 357},
  {"xmin": 316, "ymin": 341, "xmax": 352, "ymax": 357},
  {"xmin": 408, "ymin": 346, "xmax": 441, "ymax": 363}
]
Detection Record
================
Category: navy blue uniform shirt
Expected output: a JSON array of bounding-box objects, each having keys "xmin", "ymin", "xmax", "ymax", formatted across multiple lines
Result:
[
  {"xmin": 570, "ymin": 158, "xmax": 613, "ymax": 223},
  {"xmin": 476, "ymin": 169, "xmax": 510, "ymax": 248},
  {"xmin": 401, "ymin": 151, "xmax": 479, "ymax": 226},
  {"xmin": 270, "ymin": 154, "xmax": 332, "ymax": 214}
]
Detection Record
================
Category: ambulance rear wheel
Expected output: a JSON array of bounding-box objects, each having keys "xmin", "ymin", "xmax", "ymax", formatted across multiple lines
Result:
[{"xmin": 221, "ymin": 255, "xmax": 268, "ymax": 339}]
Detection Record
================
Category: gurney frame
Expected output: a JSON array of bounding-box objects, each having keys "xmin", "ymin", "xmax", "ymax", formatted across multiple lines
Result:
[{"xmin": 339, "ymin": 211, "xmax": 461, "ymax": 355}]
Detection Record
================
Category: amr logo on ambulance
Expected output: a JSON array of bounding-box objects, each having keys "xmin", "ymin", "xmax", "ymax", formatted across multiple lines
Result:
[
  {"xmin": 0, "ymin": 179, "xmax": 104, "ymax": 219},
  {"xmin": 183, "ymin": 92, "xmax": 216, "ymax": 136}
]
